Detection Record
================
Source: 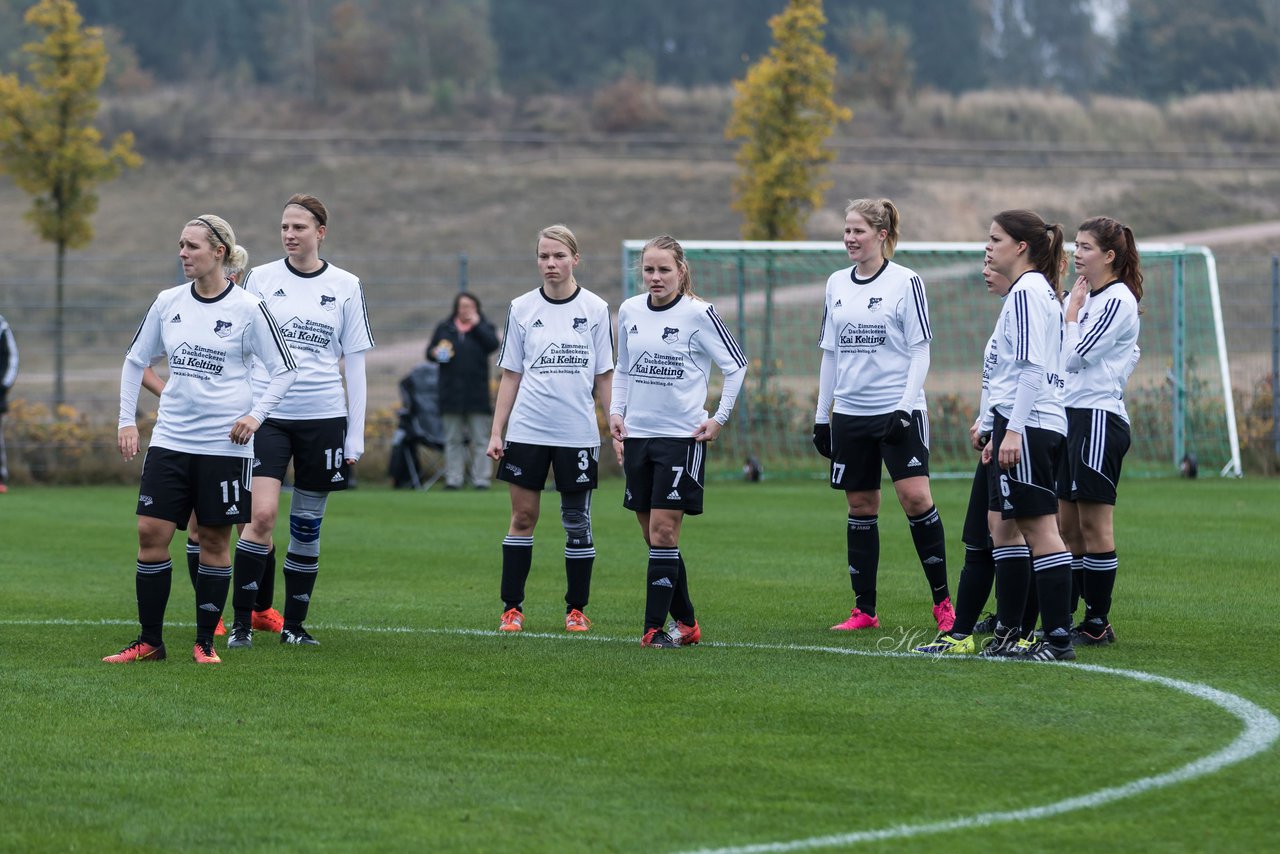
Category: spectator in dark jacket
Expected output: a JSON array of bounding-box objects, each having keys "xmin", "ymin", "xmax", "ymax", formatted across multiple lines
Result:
[
  {"xmin": 0, "ymin": 311, "xmax": 16, "ymax": 493},
  {"xmin": 428, "ymin": 292, "xmax": 500, "ymax": 489}
]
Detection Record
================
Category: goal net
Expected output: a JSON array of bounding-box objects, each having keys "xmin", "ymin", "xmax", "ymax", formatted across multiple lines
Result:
[{"xmin": 620, "ymin": 240, "xmax": 1241, "ymax": 479}]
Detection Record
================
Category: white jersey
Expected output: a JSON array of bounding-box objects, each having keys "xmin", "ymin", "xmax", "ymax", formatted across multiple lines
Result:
[
  {"xmin": 125, "ymin": 282, "xmax": 296, "ymax": 458},
  {"xmin": 1062, "ymin": 280, "xmax": 1140, "ymax": 421},
  {"xmin": 986, "ymin": 271, "xmax": 1066, "ymax": 434},
  {"xmin": 497, "ymin": 285, "xmax": 614, "ymax": 447},
  {"xmin": 615, "ymin": 293, "xmax": 748, "ymax": 438},
  {"xmin": 243, "ymin": 258, "xmax": 374, "ymax": 420},
  {"xmin": 818, "ymin": 260, "xmax": 931, "ymax": 416}
]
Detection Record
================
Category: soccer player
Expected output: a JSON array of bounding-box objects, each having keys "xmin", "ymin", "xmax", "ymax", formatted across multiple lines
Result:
[
  {"xmin": 813, "ymin": 198, "xmax": 953, "ymax": 635},
  {"xmin": 105, "ymin": 215, "xmax": 297, "ymax": 664},
  {"xmin": 609, "ymin": 235, "xmax": 747, "ymax": 648},
  {"xmin": 915, "ymin": 265, "xmax": 1021, "ymax": 655},
  {"xmin": 487, "ymin": 224, "xmax": 614, "ymax": 633},
  {"xmin": 0, "ymin": 309, "xmax": 17, "ymax": 494},
  {"xmin": 979, "ymin": 209, "xmax": 1075, "ymax": 662},
  {"xmin": 229, "ymin": 194, "xmax": 375, "ymax": 648},
  {"xmin": 1058, "ymin": 216, "xmax": 1143, "ymax": 646}
]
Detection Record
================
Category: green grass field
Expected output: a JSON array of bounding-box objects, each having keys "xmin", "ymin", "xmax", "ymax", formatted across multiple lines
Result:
[{"xmin": 1, "ymin": 476, "xmax": 1277, "ymax": 852}]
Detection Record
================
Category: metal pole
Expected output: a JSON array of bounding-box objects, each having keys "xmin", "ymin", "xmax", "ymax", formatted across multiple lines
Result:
[
  {"xmin": 458, "ymin": 253, "xmax": 468, "ymax": 292},
  {"xmin": 1172, "ymin": 255, "xmax": 1185, "ymax": 469},
  {"xmin": 1272, "ymin": 255, "xmax": 1279, "ymax": 457}
]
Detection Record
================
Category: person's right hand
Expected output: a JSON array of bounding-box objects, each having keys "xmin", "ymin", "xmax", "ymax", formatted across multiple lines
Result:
[
  {"xmin": 486, "ymin": 435, "xmax": 504, "ymax": 461},
  {"xmin": 118, "ymin": 426, "xmax": 140, "ymax": 461},
  {"xmin": 812, "ymin": 423, "xmax": 831, "ymax": 458},
  {"xmin": 609, "ymin": 413, "xmax": 627, "ymax": 444}
]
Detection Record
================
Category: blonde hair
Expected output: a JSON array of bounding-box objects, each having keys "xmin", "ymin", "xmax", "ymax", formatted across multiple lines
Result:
[
  {"xmin": 537, "ymin": 223, "xmax": 579, "ymax": 256},
  {"xmin": 188, "ymin": 215, "xmax": 248, "ymax": 275},
  {"xmin": 640, "ymin": 234, "xmax": 694, "ymax": 297},
  {"xmin": 844, "ymin": 198, "xmax": 901, "ymax": 258}
]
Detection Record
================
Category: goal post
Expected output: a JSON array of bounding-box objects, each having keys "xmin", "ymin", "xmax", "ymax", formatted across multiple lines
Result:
[{"xmin": 620, "ymin": 240, "xmax": 1242, "ymax": 479}]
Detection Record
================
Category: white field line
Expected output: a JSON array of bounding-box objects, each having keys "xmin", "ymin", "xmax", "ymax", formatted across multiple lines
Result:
[{"xmin": 7, "ymin": 618, "xmax": 1276, "ymax": 852}]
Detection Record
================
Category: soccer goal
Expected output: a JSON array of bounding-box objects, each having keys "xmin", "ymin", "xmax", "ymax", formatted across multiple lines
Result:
[{"xmin": 620, "ymin": 240, "xmax": 1242, "ymax": 479}]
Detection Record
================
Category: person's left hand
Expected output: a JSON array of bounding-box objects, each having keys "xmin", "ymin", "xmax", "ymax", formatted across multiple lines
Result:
[
  {"xmin": 883, "ymin": 410, "xmax": 912, "ymax": 445},
  {"xmin": 692, "ymin": 419, "xmax": 722, "ymax": 443},
  {"xmin": 229, "ymin": 415, "xmax": 261, "ymax": 445}
]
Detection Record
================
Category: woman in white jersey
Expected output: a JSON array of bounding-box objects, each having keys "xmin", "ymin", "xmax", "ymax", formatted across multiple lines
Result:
[
  {"xmin": 142, "ymin": 253, "xmax": 254, "ymax": 639},
  {"xmin": 814, "ymin": 198, "xmax": 954, "ymax": 635},
  {"xmin": 979, "ymin": 209, "xmax": 1076, "ymax": 662},
  {"xmin": 914, "ymin": 265, "xmax": 1021, "ymax": 655},
  {"xmin": 1057, "ymin": 216, "xmax": 1142, "ymax": 647},
  {"xmin": 610, "ymin": 235, "xmax": 748, "ymax": 648},
  {"xmin": 487, "ymin": 224, "xmax": 615, "ymax": 634},
  {"xmin": 230, "ymin": 194, "xmax": 375, "ymax": 648},
  {"xmin": 105, "ymin": 215, "xmax": 297, "ymax": 665}
]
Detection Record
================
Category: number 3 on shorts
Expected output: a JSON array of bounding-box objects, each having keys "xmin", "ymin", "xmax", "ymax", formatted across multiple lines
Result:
[{"xmin": 578, "ymin": 449, "xmax": 589, "ymax": 471}]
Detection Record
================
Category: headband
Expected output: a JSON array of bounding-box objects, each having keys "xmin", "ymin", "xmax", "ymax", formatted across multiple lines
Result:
[{"xmin": 195, "ymin": 217, "xmax": 232, "ymax": 253}]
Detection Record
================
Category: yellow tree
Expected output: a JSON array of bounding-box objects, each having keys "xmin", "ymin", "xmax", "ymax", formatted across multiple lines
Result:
[
  {"xmin": 726, "ymin": 0, "xmax": 849, "ymax": 391},
  {"xmin": 0, "ymin": 0, "xmax": 141, "ymax": 405},
  {"xmin": 726, "ymin": 0, "xmax": 849, "ymax": 242}
]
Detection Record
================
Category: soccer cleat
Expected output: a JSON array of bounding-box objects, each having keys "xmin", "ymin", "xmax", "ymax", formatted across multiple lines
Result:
[
  {"xmin": 280, "ymin": 626, "xmax": 319, "ymax": 646},
  {"xmin": 933, "ymin": 597, "xmax": 956, "ymax": 633},
  {"xmin": 831, "ymin": 608, "xmax": 880, "ymax": 631},
  {"xmin": 0, "ymin": 483, "xmax": 8, "ymax": 493},
  {"xmin": 912, "ymin": 632, "xmax": 975, "ymax": 655},
  {"xmin": 498, "ymin": 608, "xmax": 524, "ymax": 632},
  {"xmin": 192, "ymin": 639, "xmax": 222, "ymax": 664},
  {"xmin": 972, "ymin": 612, "xmax": 998, "ymax": 634},
  {"xmin": 214, "ymin": 617, "xmax": 226, "ymax": 637},
  {"xmin": 251, "ymin": 607, "xmax": 285, "ymax": 633},
  {"xmin": 641, "ymin": 628, "xmax": 681, "ymax": 648},
  {"xmin": 1021, "ymin": 641, "xmax": 1077, "ymax": 662},
  {"xmin": 978, "ymin": 625, "xmax": 1021, "ymax": 658},
  {"xmin": 103, "ymin": 638, "xmax": 166, "ymax": 663},
  {"xmin": 1072, "ymin": 621, "xmax": 1116, "ymax": 646},
  {"xmin": 227, "ymin": 622, "xmax": 253, "ymax": 648},
  {"xmin": 669, "ymin": 620, "xmax": 701, "ymax": 646},
  {"xmin": 564, "ymin": 609, "xmax": 592, "ymax": 632}
]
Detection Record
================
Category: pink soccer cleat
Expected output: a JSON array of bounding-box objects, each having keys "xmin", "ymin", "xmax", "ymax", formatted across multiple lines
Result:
[{"xmin": 831, "ymin": 608, "xmax": 880, "ymax": 631}]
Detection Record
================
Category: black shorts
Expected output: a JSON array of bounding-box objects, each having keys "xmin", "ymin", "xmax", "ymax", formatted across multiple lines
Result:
[
  {"xmin": 622, "ymin": 437, "xmax": 705, "ymax": 516},
  {"xmin": 254, "ymin": 417, "xmax": 350, "ymax": 492},
  {"xmin": 137, "ymin": 447, "xmax": 252, "ymax": 528},
  {"xmin": 962, "ymin": 459, "xmax": 994, "ymax": 550},
  {"xmin": 1057, "ymin": 408, "xmax": 1130, "ymax": 504},
  {"xmin": 987, "ymin": 414, "xmax": 1063, "ymax": 520},
  {"xmin": 828, "ymin": 411, "xmax": 931, "ymax": 492},
  {"xmin": 496, "ymin": 442, "xmax": 599, "ymax": 492}
]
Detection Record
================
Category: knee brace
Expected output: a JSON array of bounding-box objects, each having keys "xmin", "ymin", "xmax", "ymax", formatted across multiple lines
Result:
[
  {"xmin": 288, "ymin": 488, "xmax": 329, "ymax": 558},
  {"xmin": 560, "ymin": 495, "xmax": 593, "ymax": 547}
]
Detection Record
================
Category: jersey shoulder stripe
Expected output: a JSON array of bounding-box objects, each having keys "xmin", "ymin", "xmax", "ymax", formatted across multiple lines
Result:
[
  {"xmin": 1012, "ymin": 290, "xmax": 1029, "ymax": 362},
  {"xmin": 256, "ymin": 300, "xmax": 298, "ymax": 370},
  {"xmin": 909, "ymin": 275, "xmax": 932, "ymax": 340},
  {"xmin": 1077, "ymin": 298, "xmax": 1121, "ymax": 355},
  {"xmin": 705, "ymin": 304, "xmax": 747, "ymax": 367}
]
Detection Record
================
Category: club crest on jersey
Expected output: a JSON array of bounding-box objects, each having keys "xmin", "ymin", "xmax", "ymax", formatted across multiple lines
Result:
[
  {"xmin": 214, "ymin": 320, "xmax": 234, "ymax": 338},
  {"xmin": 320, "ymin": 294, "xmax": 337, "ymax": 311},
  {"xmin": 662, "ymin": 327, "xmax": 679, "ymax": 344},
  {"xmin": 867, "ymin": 297, "xmax": 883, "ymax": 312},
  {"xmin": 572, "ymin": 316, "xmax": 587, "ymax": 333}
]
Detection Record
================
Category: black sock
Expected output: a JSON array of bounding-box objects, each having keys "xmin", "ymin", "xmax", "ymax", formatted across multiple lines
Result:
[
  {"xmin": 670, "ymin": 554, "xmax": 695, "ymax": 625},
  {"xmin": 1020, "ymin": 578, "xmax": 1039, "ymax": 641},
  {"xmin": 1069, "ymin": 555, "xmax": 1084, "ymax": 618},
  {"xmin": 644, "ymin": 547, "xmax": 679, "ymax": 631},
  {"xmin": 1034, "ymin": 552, "xmax": 1074, "ymax": 645},
  {"xmin": 993, "ymin": 544, "xmax": 1031, "ymax": 635},
  {"xmin": 564, "ymin": 538, "xmax": 594, "ymax": 612},
  {"xmin": 847, "ymin": 515, "xmax": 879, "ymax": 616},
  {"xmin": 908, "ymin": 505, "xmax": 949, "ymax": 604},
  {"xmin": 952, "ymin": 546, "xmax": 995, "ymax": 636},
  {"xmin": 136, "ymin": 559, "xmax": 172, "ymax": 646},
  {"xmin": 500, "ymin": 535, "xmax": 533, "ymax": 611},
  {"xmin": 1083, "ymin": 551, "xmax": 1118, "ymax": 623},
  {"xmin": 185, "ymin": 540, "xmax": 200, "ymax": 592},
  {"xmin": 282, "ymin": 552, "xmax": 319, "ymax": 627},
  {"xmin": 254, "ymin": 546, "xmax": 277, "ymax": 611},
  {"xmin": 232, "ymin": 539, "xmax": 271, "ymax": 625},
  {"xmin": 195, "ymin": 563, "xmax": 232, "ymax": 644}
]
